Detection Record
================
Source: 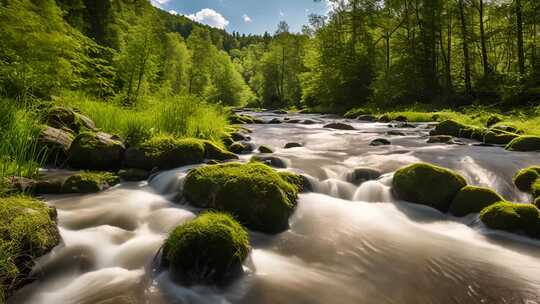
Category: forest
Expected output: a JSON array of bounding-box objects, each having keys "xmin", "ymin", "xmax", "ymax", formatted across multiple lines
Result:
[{"xmin": 1, "ymin": 0, "xmax": 540, "ymax": 303}]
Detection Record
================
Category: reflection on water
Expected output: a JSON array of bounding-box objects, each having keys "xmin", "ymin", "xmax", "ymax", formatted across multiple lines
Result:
[{"xmin": 10, "ymin": 112, "xmax": 540, "ymax": 304}]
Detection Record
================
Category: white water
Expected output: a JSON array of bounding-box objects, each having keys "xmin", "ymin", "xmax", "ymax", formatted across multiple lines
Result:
[{"xmin": 10, "ymin": 112, "xmax": 540, "ymax": 303}]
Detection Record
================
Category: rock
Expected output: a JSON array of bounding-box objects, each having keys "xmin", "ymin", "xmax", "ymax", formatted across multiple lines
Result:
[
  {"xmin": 370, "ymin": 138, "xmax": 391, "ymax": 146},
  {"xmin": 251, "ymin": 155, "xmax": 288, "ymax": 168},
  {"xmin": 514, "ymin": 166, "xmax": 540, "ymax": 192},
  {"xmin": 431, "ymin": 120, "xmax": 469, "ymax": 137},
  {"xmin": 124, "ymin": 136, "xmax": 206, "ymax": 170},
  {"xmin": 259, "ymin": 145, "xmax": 274, "ymax": 154},
  {"xmin": 491, "ymin": 125, "xmax": 523, "ymax": 134},
  {"xmin": 449, "ymin": 186, "xmax": 504, "ymax": 217},
  {"xmin": 38, "ymin": 126, "xmax": 74, "ymax": 166},
  {"xmin": 506, "ymin": 136, "xmax": 540, "ymax": 152},
  {"xmin": 349, "ymin": 168, "xmax": 382, "ymax": 185},
  {"xmin": 394, "ymin": 115, "xmax": 408, "ymax": 122},
  {"xmin": 203, "ymin": 141, "xmax": 238, "ymax": 161},
  {"xmin": 0, "ymin": 196, "xmax": 60, "ymax": 298},
  {"xmin": 532, "ymin": 180, "xmax": 540, "ymax": 199},
  {"xmin": 387, "ymin": 130, "xmax": 406, "ymax": 136},
  {"xmin": 324, "ymin": 123, "xmax": 355, "ymax": 130},
  {"xmin": 229, "ymin": 141, "xmax": 255, "ymax": 154},
  {"xmin": 378, "ymin": 115, "xmax": 392, "ymax": 123},
  {"xmin": 118, "ymin": 168, "xmax": 150, "ymax": 181},
  {"xmin": 392, "ymin": 163, "xmax": 467, "ymax": 212},
  {"xmin": 63, "ymin": 172, "xmax": 119, "ymax": 194},
  {"xmin": 301, "ymin": 119, "xmax": 316, "ymax": 125},
  {"xmin": 68, "ymin": 132, "xmax": 126, "ymax": 171},
  {"xmin": 480, "ymin": 202, "xmax": 540, "ymax": 237},
  {"xmin": 162, "ymin": 212, "xmax": 249, "ymax": 285},
  {"xmin": 286, "ymin": 119, "xmax": 302, "ymax": 124},
  {"xmin": 229, "ymin": 114, "xmax": 262, "ymax": 124},
  {"xmin": 183, "ymin": 163, "xmax": 301, "ymax": 233},
  {"xmin": 486, "ymin": 115, "xmax": 503, "ymax": 127},
  {"xmin": 284, "ymin": 142, "xmax": 303, "ymax": 149},
  {"xmin": 483, "ymin": 131, "xmax": 519, "ymax": 145},
  {"xmin": 427, "ymin": 135, "xmax": 453, "ymax": 143},
  {"xmin": 267, "ymin": 118, "xmax": 282, "ymax": 124},
  {"xmin": 273, "ymin": 110, "xmax": 288, "ymax": 114},
  {"xmin": 394, "ymin": 122, "xmax": 416, "ymax": 128},
  {"xmin": 356, "ymin": 115, "xmax": 377, "ymax": 122},
  {"xmin": 231, "ymin": 132, "xmax": 250, "ymax": 142},
  {"xmin": 45, "ymin": 106, "xmax": 95, "ymax": 133}
]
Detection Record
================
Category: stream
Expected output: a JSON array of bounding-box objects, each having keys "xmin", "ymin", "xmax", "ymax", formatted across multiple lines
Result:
[{"xmin": 10, "ymin": 111, "xmax": 540, "ymax": 304}]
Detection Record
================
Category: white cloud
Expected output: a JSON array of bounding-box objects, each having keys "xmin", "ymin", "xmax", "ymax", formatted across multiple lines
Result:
[
  {"xmin": 242, "ymin": 14, "xmax": 252, "ymax": 23},
  {"xmin": 279, "ymin": 11, "xmax": 285, "ymax": 17},
  {"xmin": 169, "ymin": 10, "xmax": 178, "ymax": 15},
  {"xmin": 186, "ymin": 8, "xmax": 230, "ymax": 29}
]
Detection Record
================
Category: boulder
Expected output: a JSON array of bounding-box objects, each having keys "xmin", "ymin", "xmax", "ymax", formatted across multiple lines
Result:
[
  {"xmin": 449, "ymin": 186, "xmax": 504, "ymax": 217},
  {"xmin": 183, "ymin": 163, "xmax": 301, "ymax": 233},
  {"xmin": 284, "ymin": 142, "xmax": 303, "ymax": 149},
  {"xmin": 62, "ymin": 171, "xmax": 119, "ymax": 194},
  {"xmin": 118, "ymin": 168, "xmax": 150, "ymax": 182},
  {"xmin": 162, "ymin": 212, "xmax": 249, "ymax": 285},
  {"xmin": 203, "ymin": 141, "xmax": 238, "ymax": 161},
  {"xmin": 480, "ymin": 202, "xmax": 540, "ymax": 237},
  {"xmin": 431, "ymin": 120, "xmax": 469, "ymax": 137},
  {"xmin": 251, "ymin": 155, "xmax": 288, "ymax": 168},
  {"xmin": 124, "ymin": 136, "xmax": 207, "ymax": 170},
  {"xmin": 324, "ymin": 123, "xmax": 355, "ymax": 130},
  {"xmin": 259, "ymin": 145, "xmax": 274, "ymax": 154},
  {"xmin": 492, "ymin": 125, "xmax": 523, "ymax": 134},
  {"xmin": 427, "ymin": 135, "xmax": 453, "ymax": 144},
  {"xmin": 483, "ymin": 131, "xmax": 519, "ymax": 145},
  {"xmin": 68, "ymin": 132, "xmax": 126, "ymax": 171},
  {"xmin": 38, "ymin": 126, "xmax": 74, "ymax": 165},
  {"xmin": 301, "ymin": 119, "xmax": 317, "ymax": 125},
  {"xmin": 267, "ymin": 118, "xmax": 282, "ymax": 124},
  {"xmin": 357, "ymin": 115, "xmax": 377, "ymax": 122},
  {"xmin": 513, "ymin": 166, "xmax": 540, "ymax": 192},
  {"xmin": 229, "ymin": 142, "xmax": 255, "ymax": 154},
  {"xmin": 506, "ymin": 136, "xmax": 540, "ymax": 152},
  {"xmin": 45, "ymin": 106, "xmax": 95, "ymax": 133},
  {"xmin": 533, "ymin": 179, "xmax": 540, "ymax": 199},
  {"xmin": 231, "ymin": 132, "xmax": 250, "ymax": 142},
  {"xmin": 370, "ymin": 138, "xmax": 391, "ymax": 146},
  {"xmin": 392, "ymin": 163, "xmax": 467, "ymax": 212},
  {"xmin": 387, "ymin": 130, "xmax": 406, "ymax": 136},
  {"xmin": 273, "ymin": 110, "xmax": 288, "ymax": 114},
  {"xmin": 285, "ymin": 119, "xmax": 302, "ymax": 124},
  {"xmin": 349, "ymin": 168, "xmax": 382, "ymax": 185},
  {"xmin": 394, "ymin": 122, "xmax": 416, "ymax": 128}
]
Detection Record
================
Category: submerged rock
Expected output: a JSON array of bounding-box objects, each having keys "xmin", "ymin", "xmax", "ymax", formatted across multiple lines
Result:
[
  {"xmin": 68, "ymin": 131, "xmax": 125, "ymax": 170},
  {"xmin": 324, "ymin": 123, "xmax": 355, "ymax": 130},
  {"xmin": 387, "ymin": 130, "xmax": 406, "ymax": 136},
  {"xmin": 183, "ymin": 162, "xmax": 301, "ymax": 233},
  {"xmin": 427, "ymin": 135, "xmax": 453, "ymax": 144},
  {"xmin": 392, "ymin": 163, "xmax": 467, "ymax": 212},
  {"xmin": 370, "ymin": 138, "xmax": 391, "ymax": 146},
  {"xmin": 163, "ymin": 212, "xmax": 249, "ymax": 285},
  {"xmin": 513, "ymin": 166, "xmax": 540, "ymax": 192},
  {"xmin": 480, "ymin": 202, "xmax": 540, "ymax": 237},
  {"xmin": 506, "ymin": 136, "xmax": 540, "ymax": 152},
  {"xmin": 349, "ymin": 167, "xmax": 382, "ymax": 185},
  {"xmin": 284, "ymin": 142, "xmax": 303, "ymax": 149},
  {"xmin": 267, "ymin": 118, "xmax": 283, "ymax": 124},
  {"xmin": 449, "ymin": 186, "xmax": 504, "ymax": 217}
]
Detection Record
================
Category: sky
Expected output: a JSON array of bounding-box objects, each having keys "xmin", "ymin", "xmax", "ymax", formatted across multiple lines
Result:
[{"xmin": 150, "ymin": 0, "xmax": 330, "ymax": 34}]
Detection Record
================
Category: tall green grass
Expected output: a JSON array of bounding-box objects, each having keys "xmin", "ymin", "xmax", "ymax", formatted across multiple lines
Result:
[{"xmin": 59, "ymin": 91, "xmax": 229, "ymax": 146}]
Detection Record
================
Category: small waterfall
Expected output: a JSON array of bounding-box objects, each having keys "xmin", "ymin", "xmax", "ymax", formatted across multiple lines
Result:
[{"xmin": 352, "ymin": 180, "xmax": 393, "ymax": 203}]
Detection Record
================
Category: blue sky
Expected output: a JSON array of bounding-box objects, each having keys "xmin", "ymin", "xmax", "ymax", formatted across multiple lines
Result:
[{"xmin": 151, "ymin": 0, "xmax": 329, "ymax": 34}]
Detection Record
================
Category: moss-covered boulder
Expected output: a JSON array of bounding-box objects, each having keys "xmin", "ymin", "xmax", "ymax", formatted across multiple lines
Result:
[
  {"xmin": 183, "ymin": 163, "xmax": 301, "ymax": 233},
  {"xmin": 250, "ymin": 155, "xmax": 288, "ymax": 168},
  {"xmin": 483, "ymin": 131, "xmax": 519, "ymax": 145},
  {"xmin": 62, "ymin": 172, "xmax": 120, "ymax": 194},
  {"xmin": 162, "ymin": 212, "xmax": 249, "ymax": 285},
  {"xmin": 431, "ymin": 120, "xmax": 469, "ymax": 137},
  {"xmin": 513, "ymin": 166, "xmax": 540, "ymax": 192},
  {"xmin": 506, "ymin": 136, "xmax": 540, "ymax": 152},
  {"xmin": 68, "ymin": 131, "xmax": 126, "ymax": 170},
  {"xmin": 203, "ymin": 141, "xmax": 238, "ymax": 161},
  {"xmin": 258, "ymin": 145, "xmax": 274, "ymax": 154},
  {"xmin": 124, "ymin": 136, "xmax": 206, "ymax": 170},
  {"xmin": 449, "ymin": 186, "xmax": 504, "ymax": 217},
  {"xmin": 532, "ymin": 179, "xmax": 540, "ymax": 199},
  {"xmin": 486, "ymin": 115, "xmax": 503, "ymax": 127},
  {"xmin": 392, "ymin": 163, "xmax": 467, "ymax": 212},
  {"xmin": 45, "ymin": 106, "xmax": 95, "ymax": 133},
  {"xmin": 229, "ymin": 142, "xmax": 255, "ymax": 154},
  {"xmin": 0, "ymin": 196, "xmax": 60, "ymax": 299},
  {"xmin": 480, "ymin": 202, "xmax": 540, "ymax": 237},
  {"xmin": 38, "ymin": 126, "xmax": 74, "ymax": 166}
]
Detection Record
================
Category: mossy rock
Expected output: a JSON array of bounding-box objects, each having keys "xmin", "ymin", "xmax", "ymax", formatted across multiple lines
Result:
[
  {"xmin": 250, "ymin": 155, "xmax": 288, "ymax": 168},
  {"xmin": 324, "ymin": 123, "xmax": 355, "ymax": 130},
  {"xmin": 163, "ymin": 212, "xmax": 249, "ymax": 285},
  {"xmin": 62, "ymin": 172, "xmax": 119, "ymax": 194},
  {"xmin": 532, "ymin": 179, "xmax": 540, "ymax": 199},
  {"xmin": 535, "ymin": 197, "xmax": 540, "ymax": 208},
  {"xmin": 378, "ymin": 114, "xmax": 391, "ymax": 123},
  {"xmin": 486, "ymin": 115, "xmax": 503, "ymax": 127},
  {"xmin": 431, "ymin": 120, "xmax": 469, "ymax": 137},
  {"xmin": 0, "ymin": 196, "xmax": 60, "ymax": 299},
  {"xmin": 259, "ymin": 145, "xmax": 274, "ymax": 154},
  {"xmin": 229, "ymin": 142, "xmax": 254, "ymax": 154},
  {"xmin": 68, "ymin": 131, "xmax": 126, "ymax": 171},
  {"xmin": 449, "ymin": 186, "xmax": 503, "ymax": 217},
  {"xmin": 506, "ymin": 136, "xmax": 540, "ymax": 152},
  {"xmin": 392, "ymin": 163, "xmax": 467, "ymax": 212},
  {"xmin": 203, "ymin": 141, "xmax": 238, "ymax": 161},
  {"xmin": 491, "ymin": 125, "xmax": 523, "ymax": 134},
  {"xmin": 229, "ymin": 114, "xmax": 262, "ymax": 124},
  {"xmin": 513, "ymin": 166, "xmax": 540, "ymax": 192},
  {"xmin": 480, "ymin": 202, "xmax": 540, "ymax": 237},
  {"xmin": 483, "ymin": 131, "xmax": 519, "ymax": 145},
  {"xmin": 183, "ymin": 163, "xmax": 300, "ymax": 233},
  {"xmin": 124, "ymin": 135, "xmax": 206, "ymax": 170},
  {"xmin": 45, "ymin": 106, "xmax": 94, "ymax": 133}
]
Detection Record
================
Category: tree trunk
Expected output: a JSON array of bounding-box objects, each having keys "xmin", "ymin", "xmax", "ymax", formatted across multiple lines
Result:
[
  {"xmin": 516, "ymin": 0, "xmax": 525, "ymax": 75},
  {"xmin": 479, "ymin": 0, "xmax": 489, "ymax": 76},
  {"xmin": 458, "ymin": 0, "xmax": 472, "ymax": 95}
]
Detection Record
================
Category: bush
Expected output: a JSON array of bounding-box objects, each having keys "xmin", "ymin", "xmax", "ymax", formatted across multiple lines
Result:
[
  {"xmin": 480, "ymin": 202, "xmax": 540, "ymax": 237},
  {"xmin": 163, "ymin": 212, "xmax": 249, "ymax": 285},
  {"xmin": 449, "ymin": 186, "xmax": 503, "ymax": 216}
]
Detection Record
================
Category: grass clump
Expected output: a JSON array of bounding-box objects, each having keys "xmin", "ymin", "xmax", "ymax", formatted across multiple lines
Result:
[
  {"xmin": 183, "ymin": 162, "xmax": 301, "ymax": 233},
  {"xmin": 392, "ymin": 163, "xmax": 467, "ymax": 212},
  {"xmin": 449, "ymin": 186, "xmax": 503, "ymax": 217},
  {"xmin": 0, "ymin": 196, "xmax": 60, "ymax": 300},
  {"xmin": 163, "ymin": 212, "xmax": 249, "ymax": 285},
  {"xmin": 480, "ymin": 202, "xmax": 540, "ymax": 237},
  {"xmin": 62, "ymin": 171, "xmax": 119, "ymax": 194},
  {"xmin": 513, "ymin": 166, "xmax": 540, "ymax": 192}
]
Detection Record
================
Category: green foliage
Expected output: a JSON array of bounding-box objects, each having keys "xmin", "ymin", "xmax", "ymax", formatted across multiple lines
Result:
[
  {"xmin": 163, "ymin": 212, "xmax": 249, "ymax": 285},
  {"xmin": 183, "ymin": 162, "xmax": 300, "ymax": 233},
  {"xmin": 480, "ymin": 202, "xmax": 540, "ymax": 237},
  {"xmin": 0, "ymin": 195, "xmax": 60, "ymax": 300},
  {"xmin": 449, "ymin": 186, "xmax": 503, "ymax": 217},
  {"xmin": 392, "ymin": 163, "xmax": 467, "ymax": 212}
]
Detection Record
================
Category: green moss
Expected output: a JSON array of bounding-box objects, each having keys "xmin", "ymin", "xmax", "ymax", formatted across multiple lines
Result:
[
  {"xmin": 125, "ymin": 135, "xmax": 206, "ymax": 170},
  {"xmin": 259, "ymin": 145, "xmax": 274, "ymax": 154},
  {"xmin": 183, "ymin": 163, "xmax": 300, "ymax": 233},
  {"xmin": 483, "ymin": 131, "xmax": 519, "ymax": 145},
  {"xmin": 513, "ymin": 166, "xmax": 540, "ymax": 192},
  {"xmin": 202, "ymin": 140, "xmax": 238, "ymax": 161},
  {"xmin": 480, "ymin": 202, "xmax": 540, "ymax": 237},
  {"xmin": 62, "ymin": 171, "xmax": 119, "ymax": 194},
  {"xmin": 278, "ymin": 172, "xmax": 305, "ymax": 192},
  {"xmin": 392, "ymin": 163, "xmax": 467, "ymax": 212},
  {"xmin": 0, "ymin": 196, "xmax": 60, "ymax": 299},
  {"xmin": 449, "ymin": 186, "xmax": 503, "ymax": 216},
  {"xmin": 532, "ymin": 179, "xmax": 540, "ymax": 199},
  {"xmin": 163, "ymin": 212, "xmax": 249, "ymax": 285},
  {"xmin": 506, "ymin": 136, "xmax": 540, "ymax": 152},
  {"xmin": 68, "ymin": 131, "xmax": 125, "ymax": 170}
]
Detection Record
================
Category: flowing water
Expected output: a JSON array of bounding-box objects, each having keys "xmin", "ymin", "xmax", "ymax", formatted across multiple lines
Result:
[{"xmin": 10, "ymin": 112, "xmax": 540, "ymax": 304}]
